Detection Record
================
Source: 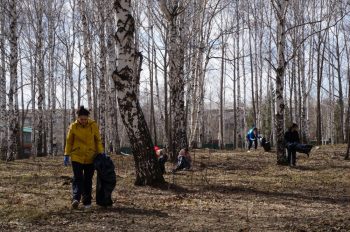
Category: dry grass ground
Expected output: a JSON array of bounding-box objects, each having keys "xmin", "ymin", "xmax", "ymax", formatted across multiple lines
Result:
[{"xmin": 0, "ymin": 145, "xmax": 349, "ymax": 232}]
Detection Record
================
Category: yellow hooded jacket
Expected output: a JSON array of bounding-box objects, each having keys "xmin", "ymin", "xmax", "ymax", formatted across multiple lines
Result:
[{"xmin": 65, "ymin": 119, "xmax": 104, "ymax": 164}]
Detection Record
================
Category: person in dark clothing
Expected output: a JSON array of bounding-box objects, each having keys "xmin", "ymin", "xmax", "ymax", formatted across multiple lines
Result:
[
  {"xmin": 284, "ymin": 123, "xmax": 299, "ymax": 166},
  {"xmin": 246, "ymin": 127, "xmax": 258, "ymax": 151},
  {"xmin": 154, "ymin": 146, "xmax": 168, "ymax": 174},
  {"xmin": 172, "ymin": 148, "xmax": 192, "ymax": 173},
  {"xmin": 284, "ymin": 123, "xmax": 313, "ymax": 166}
]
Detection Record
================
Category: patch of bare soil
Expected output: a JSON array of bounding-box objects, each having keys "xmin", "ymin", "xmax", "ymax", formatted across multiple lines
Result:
[{"xmin": 0, "ymin": 145, "xmax": 349, "ymax": 231}]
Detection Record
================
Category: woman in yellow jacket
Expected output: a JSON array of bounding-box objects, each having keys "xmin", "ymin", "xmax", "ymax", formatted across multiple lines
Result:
[{"xmin": 64, "ymin": 106, "xmax": 104, "ymax": 209}]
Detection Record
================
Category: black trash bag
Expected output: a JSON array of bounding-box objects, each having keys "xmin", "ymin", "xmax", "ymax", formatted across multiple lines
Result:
[
  {"xmin": 286, "ymin": 143, "xmax": 313, "ymax": 156},
  {"xmin": 261, "ymin": 137, "xmax": 271, "ymax": 152},
  {"xmin": 94, "ymin": 154, "xmax": 116, "ymax": 207},
  {"xmin": 295, "ymin": 144, "xmax": 313, "ymax": 155}
]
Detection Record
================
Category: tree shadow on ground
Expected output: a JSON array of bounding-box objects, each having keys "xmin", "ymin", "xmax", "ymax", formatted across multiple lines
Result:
[
  {"xmin": 47, "ymin": 205, "xmax": 169, "ymax": 219},
  {"xmin": 202, "ymin": 184, "xmax": 350, "ymax": 205},
  {"xmin": 291, "ymin": 165, "xmax": 325, "ymax": 171},
  {"xmin": 194, "ymin": 161, "xmax": 265, "ymax": 172},
  {"xmin": 96, "ymin": 206, "xmax": 169, "ymax": 217},
  {"xmin": 151, "ymin": 182, "xmax": 195, "ymax": 194},
  {"xmin": 293, "ymin": 164, "xmax": 350, "ymax": 171}
]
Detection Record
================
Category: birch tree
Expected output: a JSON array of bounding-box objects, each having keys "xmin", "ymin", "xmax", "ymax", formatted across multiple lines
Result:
[
  {"xmin": 78, "ymin": 0, "xmax": 93, "ymax": 112},
  {"xmin": 113, "ymin": 0, "xmax": 164, "ymax": 185},
  {"xmin": 271, "ymin": 0, "xmax": 288, "ymax": 164},
  {"xmin": 345, "ymin": 71, "xmax": 350, "ymax": 160},
  {"xmin": 0, "ymin": 0, "xmax": 7, "ymax": 160},
  {"xmin": 35, "ymin": 1, "xmax": 46, "ymax": 157},
  {"xmin": 159, "ymin": 0, "xmax": 188, "ymax": 159},
  {"xmin": 332, "ymin": 25, "xmax": 345, "ymax": 143},
  {"xmin": 47, "ymin": 0, "xmax": 56, "ymax": 155},
  {"xmin": 106, "ymin": 8, "xmax": 120, "ymax": 153},
  {"xmin": 97, "ymin": 0, "xmax": 107, "ymax": 149},
  {"xmin": 7, "ymin": 0, "xmax": 19, "ymax": 161}
]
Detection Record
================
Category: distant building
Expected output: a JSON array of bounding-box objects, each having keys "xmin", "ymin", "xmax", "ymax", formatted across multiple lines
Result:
[
  {"xmin": 202, "ymin": 108, "xmax": 246, "ymax": 149},
  {"xmin": 22, "ymin": 127, "xmax": 32, "ymax": 158}
]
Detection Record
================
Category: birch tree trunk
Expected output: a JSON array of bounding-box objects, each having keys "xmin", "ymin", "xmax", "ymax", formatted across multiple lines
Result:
[
  {"xmin": 334, "ymin": 26, "xmax": 344, "ymax": 143},
  {"xmin": 273, "ymin": 0, "xmax": 288, "ymax": 165},
  {"xmin": 30, "ymin": 25, "xmax": 37, "ymax": 157},
  {"xmin": 233, "ymin": 0, "xmax": 240, "ymax": 149},
  {"xmin": 78, "ymin": 0, "xmax": 93, "ymax": 112},
  {"xmin": 36, "ymin": 2, "xmax": 45, "ymax": 157},
  {"xmin": 267, "ymin": 4, "xmax": 276, "ymax": 146},
  {"xmin": 146, "ymin": 14, "xmax": 157, "ymax": 145},
  {"xmin": 47, "ymin": 0, "xmax": 57, "ymax": 155},
  {"xmin": 316, "ymin": 32, "xmax": 327, "ymax": 145},
  {"xmin": 113, "ymin": 0, "xmax": 164, "ymax": 186},
  {"xmin": 345, "ymin": 65, "xmax": 350, "ymax": 160},
  {"xmin": 0, "ymin": 0, "xmax": 7, "ymax": 160},
  {"xmin": 188, "ymin": 3, "xmax": 200, "ymax": 147},
  {"xmin": 346, "ymin": 27, "xmax": 350, "ymax": 159},
  {"xmin": 159, "ymin": 0, "xmax": 188, "ymax": 160},
  {"xmin": 163, "ymin": 30, "xmax": 170, "ymax": 149},
  {"xmin": 344, "ymin": 26, "xmax": 350, "ymax": 147},
  {"xmin": 67, "ymin": 5, "xmax": 77, "ymax": 123},
  {"xmin": 7, "ymin": 0, "xmax": 19, "ymax": 161},
  {"xmin": 189, "ymin": 0, "xmax": 215, "ymax": 148},
  {"xmin": 248, "ymin": 16, "xmax": 257, "ymax": 126},
  {"xmin": 106, "ymin": 8, "xmax": 120, "ymax": 153},
  {"xmin": 299, "ymin": 15, "xmax": 309, "ymax": 143},
  {"xmin": 98, "ymin": 0, "xmax": 107, "ymax": 149},
  {"xmin": 219, "ymin": 35, "xmax": 225, "ymax": 149}
]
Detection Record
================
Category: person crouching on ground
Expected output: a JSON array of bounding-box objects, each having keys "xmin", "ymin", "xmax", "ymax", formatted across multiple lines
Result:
[
  {"xmin": 64, "ymin": 106, "xmax": 104, "ymax": 209},
  {"xmin": 172, "ymin": 147, "xmax": 192, "ymax": 173},
  {"xmin": 154, "ymin": 146, "xmax": 168, "ymax": 174},
  {"xmin": 246, "ymin": 127, "xmax": 258, "ymax": 152}
]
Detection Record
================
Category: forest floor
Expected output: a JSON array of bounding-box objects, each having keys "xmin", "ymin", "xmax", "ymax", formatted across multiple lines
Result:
[{"xmin": 0, "ymin": 145, "xmax": 350, "ymax": 232}]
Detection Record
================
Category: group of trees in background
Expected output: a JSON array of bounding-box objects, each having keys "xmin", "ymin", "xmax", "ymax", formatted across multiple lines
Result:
[{"xmin": 1, "ymin": 0, "xmax": 350, "ymax": 169}]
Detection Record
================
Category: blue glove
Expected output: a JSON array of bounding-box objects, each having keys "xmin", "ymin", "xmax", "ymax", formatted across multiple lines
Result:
[{"xmin": 63, "ymin": 155, "xmax": 70, "ymax": 166}]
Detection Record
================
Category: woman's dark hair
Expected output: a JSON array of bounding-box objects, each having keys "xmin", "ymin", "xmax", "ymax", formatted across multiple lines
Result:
[{"xmin": 77, "ymin": 106, "xmax": 90, "ymax": 116}]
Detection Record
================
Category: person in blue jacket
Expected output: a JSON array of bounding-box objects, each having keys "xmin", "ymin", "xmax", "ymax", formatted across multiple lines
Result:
[{"xmin": 246, "ymin": 127, "xmax": 258, "ymax": 151}]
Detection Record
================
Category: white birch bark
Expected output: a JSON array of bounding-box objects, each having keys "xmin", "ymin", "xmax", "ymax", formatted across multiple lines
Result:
[
  {"xmin": 272, "ymin": 0, "xmax": 288, "ymax": 164},
  {"xmin": 113, "ymin": 0, "xmax": 165, "ymax": 185},
  {"xmin": 78, "ymin": 0, "xmax": 93, "ymax": 112},
  {"xmin": 47, "ymin": 0, "xmax": 56, "ymax": 155},
  {"xmin": 7, "ymin": 0, "xmax": 19, "ymax": 161},
  {"xmin": 36, "ymin": 2, "xmax": 45, "ymax": 156},
  {"xmin": 0, "ymin": 0, "xmax": 7, "ymax": 160},
  {"xmin": 334, "ymin": 26, "xmax": 345, "ymax": 143},
  {"xmin": 98, "ymin": 0, "xmax": 107, "ymax": 150},
  {"xmin": 159, "ymin": 0, "xmax": 188, "ymax": 159},
  {"xmin": 106, "ymin": 10, "xmax": 120, "ymax": 153},
  {"xmin": 188, "ymin": 1, "xmax": 201, "ymax": 147},
  {"xmin": 67, "ymin": 4, "xmax": 76, "ymax": 123}
]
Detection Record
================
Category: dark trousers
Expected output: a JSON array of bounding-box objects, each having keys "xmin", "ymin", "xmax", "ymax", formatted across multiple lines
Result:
[
  {"xmin": 286, "ymin": 142, "xmax": 297, "ymax": 166},
  {"xmin": 287, "ymin": 149, "xmax": 297, "ymax": 166},
  {"xmin": 158, "ymin": 155, "xmax": 168, "ymax": 174},
  {"xmin": 72, "ymin": 161, "xmax": 95, "ymax": 205},
  {"xmin": 175, "ymin": 156, "xmax": 191, "ymax": 171},
  {"xmin": 248, "ymin": 139, "xmax": 257, "ymax": 150}
]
